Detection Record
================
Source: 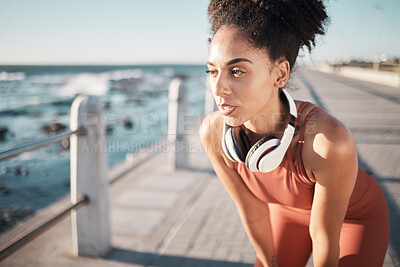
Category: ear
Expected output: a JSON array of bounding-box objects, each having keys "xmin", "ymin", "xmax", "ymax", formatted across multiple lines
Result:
[{"xmin": 273, "ymin": 59, "xmax": 290, "ymax": 88}]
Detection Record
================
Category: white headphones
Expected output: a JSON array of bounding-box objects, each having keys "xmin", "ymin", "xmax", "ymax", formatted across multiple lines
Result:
[{"xmin": 222, "ymin": 89, "xmax": 297, "ymax": 173}]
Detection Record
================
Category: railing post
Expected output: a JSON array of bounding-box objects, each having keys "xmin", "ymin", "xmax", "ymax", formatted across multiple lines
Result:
[
  {"xmin": 168, "ymin": 77, "xmax": 188, "ymax": 170},
  {"xmin": 69, "ymin": 95, "xmax": 111, "ymax": 257}
]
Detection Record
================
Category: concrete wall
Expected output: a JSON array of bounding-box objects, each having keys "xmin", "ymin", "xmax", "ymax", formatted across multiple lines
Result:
[{"xmin": 310, "ymin": 64, "xmax": 400, "ymax": 88}]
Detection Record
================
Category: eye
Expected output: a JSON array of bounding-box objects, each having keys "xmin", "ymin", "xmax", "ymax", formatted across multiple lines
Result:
[
  {"xmin": 231, "ymin": 68, "xmax": 245, "ymax": 77},
  {"xmin": 206, "ymin": 69, "xmax": 218, "ymax": 77}
]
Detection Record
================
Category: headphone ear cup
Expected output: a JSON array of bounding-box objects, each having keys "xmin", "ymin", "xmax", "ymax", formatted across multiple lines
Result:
[
  {"xmin": 222, "ymin": 129, "xmax": 236, "ymax": 162},
  {"xmin": 232, "ymin": 127, "xmax": 250, "ymax": 163},
  {"xmin": 225, "ymin": 127, "xmax": 245, "ymax": 162},
  {"xmin": 245, "ymin": 136, "xmax": 280, "ymax": 172}
]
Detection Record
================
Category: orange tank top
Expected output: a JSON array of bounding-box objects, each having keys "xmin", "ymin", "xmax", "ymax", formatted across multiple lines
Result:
[{"xmin": 234, "ymin": 102, "xmax": 384, "ymax": 218}]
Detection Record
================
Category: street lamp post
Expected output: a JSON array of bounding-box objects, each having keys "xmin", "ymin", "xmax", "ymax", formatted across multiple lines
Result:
[{"xmin": 373, "ymin": 4, "xmax": 384, "ymax": 71}]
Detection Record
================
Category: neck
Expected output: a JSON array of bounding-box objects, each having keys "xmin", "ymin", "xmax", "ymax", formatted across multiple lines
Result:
[{"xmin": 243, "ymin": 89, "xmax": 288, "ymax": 139}]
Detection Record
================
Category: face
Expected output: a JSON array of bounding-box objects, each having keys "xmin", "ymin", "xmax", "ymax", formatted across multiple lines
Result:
[{"xmin": 207, "ymin": 26, "xmax": 279, "ymax": 128}]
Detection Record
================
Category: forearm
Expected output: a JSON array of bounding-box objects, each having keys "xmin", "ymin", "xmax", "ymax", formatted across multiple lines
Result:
[
  {"xmin": 239, "ymin": 208, "xmax": 276, "ymax": 267},
  {"xmin": 312, "ymin": 238, "xmax": 339, "ymax": 267}
]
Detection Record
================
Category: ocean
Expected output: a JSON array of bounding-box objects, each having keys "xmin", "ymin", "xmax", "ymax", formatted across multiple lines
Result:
[{"xmin": 0, "ymin": 64, "xmax": 208, "ymax": 233}]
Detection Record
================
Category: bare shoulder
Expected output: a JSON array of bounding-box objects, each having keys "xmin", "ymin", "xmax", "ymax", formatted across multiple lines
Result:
[
  {"xmin": 302, "ymin": 109, "xmax": 357, "ymax": 181},
  {"xmin": 199, "ymin": 111, "xmax": 224, "ymax": 145},
  {"xmin": 199, "ymin": 111, "xmax": 235, "ymax": 168}
]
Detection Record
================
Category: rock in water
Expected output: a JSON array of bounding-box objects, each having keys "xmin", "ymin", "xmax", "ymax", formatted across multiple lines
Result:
[
  {"xmin": 0, "ymin": 127, "xmax": 9, "ymax": 141},
  {"xmin": 41, "ymin": 122, "xmax": 67, "ymax": 134}
]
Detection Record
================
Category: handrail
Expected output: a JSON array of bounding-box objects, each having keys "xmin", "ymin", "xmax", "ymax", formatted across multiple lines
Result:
[
  {"xmin": 100, "ymin": 85, "xmax": 204, "ymax": 128},
  {"xmin": 0, "ymin": 128, "xmax": 84, "ymax": 162},
  {"xmin": 0, "ymin": 194, "xmax": 89, "ymax": 261},
  {"xmin": 105, "ymin": 115, "xmax": 133, "ymax": 127},
  {"xmin": 105, "ymin": 101, "xmax": 169, "ymax": 127},
  {"xmin": 105, "ymin": 82, "xmax": 205, "ymax": 128},
  {"xmin": 0, "ymin": 76, "xmax": 195, "ymax": 261}
]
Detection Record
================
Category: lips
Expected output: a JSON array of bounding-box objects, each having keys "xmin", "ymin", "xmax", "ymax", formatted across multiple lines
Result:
[{"xmin": 218, "ymin": 104, "xmax": 236, "ymax": 116}]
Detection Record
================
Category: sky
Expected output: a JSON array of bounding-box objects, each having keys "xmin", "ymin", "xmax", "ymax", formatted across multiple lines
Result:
[
  {"xmin": 308, "ymin": 0, "xmax": 400, "ymax": 64},
  {"xmin": 0, "ymin": 0, "xmax": 399, "ymax": 65}
]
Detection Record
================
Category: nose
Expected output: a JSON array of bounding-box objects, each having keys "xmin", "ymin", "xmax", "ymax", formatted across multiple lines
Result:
[{"xmin": 211, "ymin": 72, "xmax": 231, "ymax": 97}]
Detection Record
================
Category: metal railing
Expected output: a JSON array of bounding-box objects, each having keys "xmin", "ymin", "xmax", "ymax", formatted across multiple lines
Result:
[
  {"xmin": 0, "ymin": 195, "xmax": 89, "ymax": 261},
  {"xmin": 0, "ymin": 129, "xmax": 83, "ymax": 162},
  {"xmin": 0, "ymin": 93, "xmax": 112, "ymax": 260},
  {"xmin": 0, "ymin": 127, "xmax": 89, "ymax": 261},
  {"xmin": 0, "ymin": 76, "xmax": 205, "ymax": 262}
]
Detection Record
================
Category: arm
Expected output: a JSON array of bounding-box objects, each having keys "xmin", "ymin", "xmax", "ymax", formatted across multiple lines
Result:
[
  {"xmin": 303, "ymin": 114, "xmax": 358, "ymax": 267},
  {"xmin": 199, "ymin": 113, "xmax": 277, "ymax": 267}
]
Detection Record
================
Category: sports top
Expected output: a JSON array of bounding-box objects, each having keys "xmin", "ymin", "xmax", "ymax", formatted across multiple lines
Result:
[{"xmin": 234, "ymin": 102, "xmax": 384, "ymax": 219}]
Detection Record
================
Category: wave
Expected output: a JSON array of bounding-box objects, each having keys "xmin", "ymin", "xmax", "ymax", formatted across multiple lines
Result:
[
  {"xmin": 58, "ymin": 69, "xmax": 145, "ymax": 97},
  {"xmin": 0, "ymin": 71, "xmax": 25, "ymax": 81},
  {"xmin": 27, "ymin": 74, "xmax": 74, "ymax": 85},
  {"xmin": 58, "ymin": 73, "xmax": 110, "ymax": 97},
  {"xmin": 99, "ymin": 69, "xmax": 143, "ymax": 81}
]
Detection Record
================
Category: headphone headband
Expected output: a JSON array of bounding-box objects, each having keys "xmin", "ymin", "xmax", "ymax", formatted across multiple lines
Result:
[{"xmin": 283, "ymin": 89, "xmax": 297, "ymax": 121}]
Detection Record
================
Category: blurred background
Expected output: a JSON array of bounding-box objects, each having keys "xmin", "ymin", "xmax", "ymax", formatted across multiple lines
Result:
[{"xmin": 0, "ymin": 0, "xmax": 399, "ymax": 234}]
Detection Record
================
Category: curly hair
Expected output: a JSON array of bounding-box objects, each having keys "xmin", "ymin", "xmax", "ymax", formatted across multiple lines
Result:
[{"xmin": 208, "ymin": 0, "xmax": 329, "ymax": 69}]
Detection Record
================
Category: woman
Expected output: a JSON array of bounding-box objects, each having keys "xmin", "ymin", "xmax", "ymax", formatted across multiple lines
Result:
[{"xmin": 200, "ymin": 0, "xmax": 390, "ymax": 266}]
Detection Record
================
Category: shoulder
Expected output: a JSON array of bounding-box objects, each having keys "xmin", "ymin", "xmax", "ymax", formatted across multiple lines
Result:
[
  {"xmin": 199, "ymin": 111, "xmax": 235, "ymax": 168},
  {"xmin": 199, "ymin": 111, "xmax": 223, "ymax": 145},
  {"xmin": 302, "ymin": 109, "xmax": 357, "ymax": 181}
]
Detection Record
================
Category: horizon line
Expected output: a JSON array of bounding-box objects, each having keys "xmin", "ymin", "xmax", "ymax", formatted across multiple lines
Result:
[{"xmin": 0, "ymin": 62, "xmax": 207, "ymax": 67}]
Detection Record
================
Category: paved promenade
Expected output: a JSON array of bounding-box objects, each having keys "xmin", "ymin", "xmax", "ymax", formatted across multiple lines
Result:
[{"xmin": 1, "ymin": 69, "xmax": 399, "ymax": 266}]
